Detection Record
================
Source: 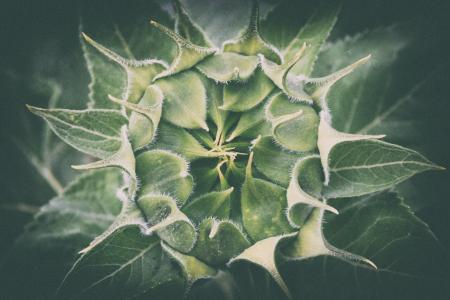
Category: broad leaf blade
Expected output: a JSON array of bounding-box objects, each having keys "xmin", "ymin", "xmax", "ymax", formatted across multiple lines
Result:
[
  {"xmin": 324, "ymin": 140, "xmax": 442, "ymax": 198},
  {"xmin": 0, "ymin": 169, "xmax": 123, "ymax": 299},
  {"xmin": 253, "ymin": 136, "xmax": 303, "ymax": 187},
  {"xmin": 136, "ymin": 150, "xmax": 193, "ymax": 204},
  {"xmin": 81, "ymin": 1, "xmax": 176, "ymax": 108},
  {"xmin": 190, "ymin": 219, "xmax": 251, "ymax": 266},
  {"xmin": 282, "ymin": 193, "xmax": 449, "ymax": 299},
  {"xmin": 157, "ymin": 70, "xmax": 209, "ymax": 131},
  {"xmin": 284, "ymin": 2, "xmax": 341, "ymax": 76},
  {"xmin": 58, "ymin": 226, "xmax": 184, "ymax": 300},
  {"xmin": 28, "ymin": 106, "xmax": 128, "ymax": 159}
]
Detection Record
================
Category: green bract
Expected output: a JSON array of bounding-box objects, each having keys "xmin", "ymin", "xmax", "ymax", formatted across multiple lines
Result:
[{"xmin": 22, "ymin": 1, "xmax": 444, "ymax": 299}]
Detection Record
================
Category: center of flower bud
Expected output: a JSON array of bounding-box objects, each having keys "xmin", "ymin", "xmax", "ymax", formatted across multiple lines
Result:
[{"xmin": 209, "ymin": 144, "xmax": 243, "ymax": 161}]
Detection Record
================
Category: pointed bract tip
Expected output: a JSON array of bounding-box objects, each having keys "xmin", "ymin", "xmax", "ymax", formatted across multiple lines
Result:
[
  {"xmin": 325, "ymin": 204, "xmax": 339, "ymax": 215},
  {"xmin": 365, "ymin": 259, "xmax": 378, "ymax": 270},
  {"xmin": 357, "ymin": 54, "xmax": 372, "ymax": 65},
  {"xmin": 107, "ymin": 94, "xmax": 124, "ymax": 104},
  {"xmin": 200, "ymin": 122, "xmax": 210, "ymax": 132},
  {"xmin": 225, "ymin": 134, "xmax": 235, "ymax": 142},
  {"xmin": 225, "ymin": 186, "xmax": 235, "ymax": 194},
  {"xmin": 80, "ymin": 32, "xmax": 94, "ymax": 44},
  {"xmin": 26, "ymin": 104, "xmax": 39, "ymax": 113}
]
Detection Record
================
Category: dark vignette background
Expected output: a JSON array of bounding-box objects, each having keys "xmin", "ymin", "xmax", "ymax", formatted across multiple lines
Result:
[{"xmin": 0, "ymin": 0, "xmax": 448, "ymax": 299}]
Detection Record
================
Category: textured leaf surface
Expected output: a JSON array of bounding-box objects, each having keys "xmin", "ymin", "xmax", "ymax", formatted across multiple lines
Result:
[
  {"xmin": 138, "ymin": 194, "xmax": 196, "ymax": 253},
  {"xmin": 223, "ymin": 0, "xmax": 282, "ymax": 64},
  {"xmin": 28, "ymin": 107, "xmax": 127, "ymax": 159},
  {"xmin": 0, "ymin": 170, "xmax": 123, "ymax": 299},
  {"xmin": 313, "ymin": 27, "xmax": 408, "ymax": 134},
  {"xmin": 241, "ymin": 153, "xmax": 293, "ymax": 241},
  {"xmin": 324, "ymin": 140, "xmax": 441, "ymax": 198},
  {"xmin": 314, "ymin": 26, "xmax": 449, "ymax": 209},
  {"xmin": 196, "ymin": 52, "xmax": 259, "ymax": 83},
  {"xmin": 81, "ymin": 1, "xmax": 176, "ymax": 108},
  {"xmin": 266, "ymin": 92, "xmax": 319, "ymax": 152},
  {"xmin": 157, "ymin": 70, "xmax": 209, "ymax": 130},
  {"xmin": 136, "ymin": 150, "xmax": 193, "ymax": 204},
  {"xmin": 226, "ymin": 101, "xmax": 266, "ymax": 142},
  {"xmin": 191, "ymin": 219, "xmax": 250, "ymax": 266},
  {"xmin": 173, "ymin": 0, "xmax": 213, "ymax": 47},
  {"xmin": 284, "ymin": 2, "xmax": 340, "ymax": 76},
  {"xmin": 253, "ymin": 136, "xmax": 302, "ymax": 187},
  {"xmin": 282, "ymin": 192, "xmax": 450, "ymax": 300},
  {"xmin": 153, "ymin": 122, "xmax": 214, "ymax": 160},
  {"xmin": 222, "ymin": 69, "xmax": 274, "ymax": 112},
  {"xmin": 183, "ymin": 188, "xmax": 233, "ymax": 223},
  {"xmin": 59, "ymin": 226, "xmax": 184, "ymax": 300}
]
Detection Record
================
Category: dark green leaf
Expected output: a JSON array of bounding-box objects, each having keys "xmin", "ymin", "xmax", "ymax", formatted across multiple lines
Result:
[
  {"xmin": 58, "ymin": 226, "xmax": 184, "ymax": 300},
  {"xmin": 324, "ymin": 140, "xmax": 442, "ymax": 198}
]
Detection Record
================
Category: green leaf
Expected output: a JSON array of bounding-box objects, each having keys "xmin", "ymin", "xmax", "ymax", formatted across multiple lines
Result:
[
  {"xmin": 190, "ymin": 219, "xmax": 251, "ymax": 266},
  {"xmin": 82, "ymin": 33, "xmax": 167, "ymax": 105},
  {"xmin": 77, "ymin": 195, "xmax": 144, "ymax": 254},
  {"xmin": 82, "ymin": 37, "xmax": 126, "ymax": 109},
  {"xmin": 260, "ymin": 1, "xmax": 315, "ymax": 50},
  {"xmin": 313, "ymin": 27, "xmax": 409, "ymax": 134},
  {"xmin": 223, "ymin": 0, "xmax": 282, "ymax": 64},
  {"xmin": 252, "ymin": 136, "xmax": 301, "ymax": 187},
  {"xmin": 265, "ymin": 92, "xmax": 319, "ymax": 152},
  {"xmin": 27, "ymin": 106, "xmax": 127, "ymax": 159},
  {"xmin": 287, "ymin": 156, "xmax": 337, "ymax": 228},
  {"xmin": 222, "ymin": 68, "xmax": 274, "ymax": 112},
  {"xmin": 241, "ymin": 153, "xmax": 293, "ymax": 241},
  {"xmin": 109, "ymin": 84, "xmax": 163, "ymax": 150},
  {"xmin": 161, "ymin": 242, "xmax": 217, "ymax": 288},
  {"xmin": 201, "ymin": 77, "xmax": 228, "ymax": 143},
  {"xmin": 285, "ymin": 206, "xmax": 376, "ymax": 271},
  {"xmin": 136, "ymin": 150, "xmax": 193, "ymax": 204},
  {"xmin": 173, "ymin": 0, "xmax": 213, "ymax": 47},
  {"xmin": 69, "ymin": 127, "xmax": 138, "ymax": 199},
  {"xmin": 150, "ymin": 20, "xmax": 216, "ymax": 80},
  {"xmin": 154, "ymin": 122, "xmax": 217, "ymax": 160},
  {"xmin": 226, "ymin": 100, "xmax": 267, "ymax": 142},
  {"xmin": 281, "ymin": 193, "xmax": 449, "ymax": 300},
  {"xmin": 188, "ymin": 160, "xmax": 220, "ymax": 197},
  {"xmin": 326, "ymin": 192, "xmax": 449, "ymax": 277},
  {"xmin": 229, "ymin": 234, "xmax": 295, "ymax": 300},
  {"xmin": 284, "ymin": 2, "xmax": 341, "ymax": 76},
  {"xmin": 313, "ymin": 26, "xmax": 449, "ymax": 210},
  {"xmin": 324, "ymin": 140, "xmax": 442, "ymax": 198},
  {"xmin": 0, "ymin": 169, "xmax": 123, "ymax": 298},
  {"xmin": 58, "ymin": 226, "xmax": 184, "ymax": 300},
  {"xmin": 182, "ymin": 188, "xmax": 234, "ymax": 223},
  {"xmin": 138, "ymin": 194, "xmax": 196, "ymax": 253},
  {"xmin": 196, "ymin": 52, "xmax": 259, "ymax": 83},
  {"xmin": 156, "ymin": 70, "xmax": 209, "ymax": 130},
  {"xmin": 80, "ymin": 3, "xmax": 176, "ymax": 108}
]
